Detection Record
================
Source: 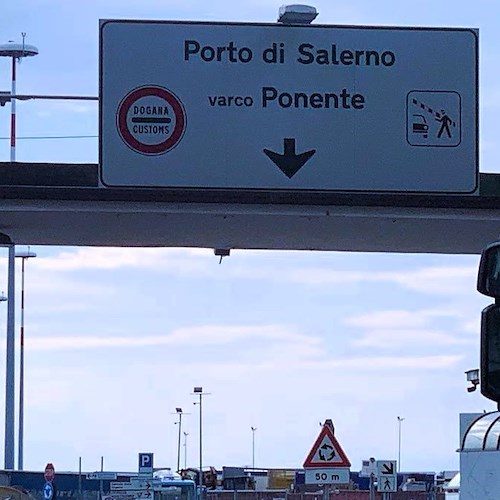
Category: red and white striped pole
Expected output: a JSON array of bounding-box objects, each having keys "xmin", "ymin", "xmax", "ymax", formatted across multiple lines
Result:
[
  {"xmin": 0, "ymin": 38, "xmax": 38, "ymax": 162},
  {"xmin": 10, "ymin": 55, "xmax": 16, "ymax": 162}
]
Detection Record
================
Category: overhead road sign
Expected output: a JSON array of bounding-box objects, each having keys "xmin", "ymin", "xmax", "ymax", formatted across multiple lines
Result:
[
  {"xmin": 100, "ymin": 20, "xmax": 477, "ymax": 194},
  {"xmin": 303, "ymin": 420, "xmax": 351, "ymax": 469}
]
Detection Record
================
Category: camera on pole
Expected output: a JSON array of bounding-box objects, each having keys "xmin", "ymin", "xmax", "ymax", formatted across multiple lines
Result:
[{"xmin": 477, "ymin": 242, "xmax": 500, "ymax": 406}]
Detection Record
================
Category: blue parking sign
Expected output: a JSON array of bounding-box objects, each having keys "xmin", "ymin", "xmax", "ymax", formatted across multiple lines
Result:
[{"xmin": 139, "ymin": 452, "xmax": 154, "ymax": 475}]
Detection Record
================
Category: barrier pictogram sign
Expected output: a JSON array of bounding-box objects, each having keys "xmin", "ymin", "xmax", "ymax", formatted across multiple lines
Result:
[
  {"xmin": 303, "ymin": 420, "xmax": 351, "ymax": 468},
  {"xmin": 406, "ymin": 91, "xmax": 461, "ymax": 147}
]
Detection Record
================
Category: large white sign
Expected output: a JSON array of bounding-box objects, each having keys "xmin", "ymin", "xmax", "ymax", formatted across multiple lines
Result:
[{"xmin": 100, "ymin": 21, "xmax": 477, "ymax": 193}]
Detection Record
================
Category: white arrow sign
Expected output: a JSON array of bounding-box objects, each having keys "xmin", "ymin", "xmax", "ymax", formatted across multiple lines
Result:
[
  {"xmin": 87, "ymin": 472, "xmax": 118, "ymax": 480},
  {"xmin": 376, "ymin": 460, "xmax": 397, "ymax": 493}
]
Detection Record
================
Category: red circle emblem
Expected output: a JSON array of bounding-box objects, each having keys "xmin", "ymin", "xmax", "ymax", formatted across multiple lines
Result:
[{"xmin": 116, "ymin": 86, "xmax": 186, "ymax": 155}]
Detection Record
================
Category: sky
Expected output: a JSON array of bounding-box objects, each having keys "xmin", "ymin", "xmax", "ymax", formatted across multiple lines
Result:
[{"xmin": 0, "ymin": 0, "xmax": 499, "ymax": 479}]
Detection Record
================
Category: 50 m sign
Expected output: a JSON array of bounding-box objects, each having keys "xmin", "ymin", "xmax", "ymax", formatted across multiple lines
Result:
[{"xmin": 304, "ymin": 468, "xmax": 350, "ymax": 485}]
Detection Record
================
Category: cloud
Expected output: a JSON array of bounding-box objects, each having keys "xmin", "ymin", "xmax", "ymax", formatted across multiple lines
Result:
[
  {"xmin": 346, "ymin": 308, "xmax": 477, "ymax": 348},
  {"xmin": 345, "ymin": 309, "xmax": 447, "ymax": 329},
  {"xmin": 35, "ymin": 247, "xmax": 212, "ymax": 272},
  {"xmin": 26, "ymin": 324, "xmax": 320, "ymax": 351},
  {"xmin": 23, "ymin": 317, "xmax": 464, "ymax": 377},
  {"xmin": 285, "ymin": 265, "xmax": 477, "ymax": 295},
  {"xmin": 22, "ymin": 248, "xmax": 480, "ymax": 298},
  {"xmin": 344, "ymin": 306, "xmax": 480, "ymax": 330},
  {"xmin": 351, "ymin": 328, "xmax": 474, "ymax": 348},
  {"xmin": 306, "ymin": 354, "xmax": 463, "ymax": 370},
  {"xmin": 25, "ymin": 328, "xmax": 463, "ymax": 375}
]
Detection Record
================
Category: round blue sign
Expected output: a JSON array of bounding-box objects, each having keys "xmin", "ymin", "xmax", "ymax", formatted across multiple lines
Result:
[{"xmin": 43, "ymin": 481, "xmax": 53, "ymax": 500}]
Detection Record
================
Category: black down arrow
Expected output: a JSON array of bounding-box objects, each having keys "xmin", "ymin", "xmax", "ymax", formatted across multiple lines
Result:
[{"xmin": 264, "ymin": 138, "xmax": 316, "ymax": 178}]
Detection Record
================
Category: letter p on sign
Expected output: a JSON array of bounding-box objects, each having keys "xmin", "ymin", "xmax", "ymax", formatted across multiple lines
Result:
[{"xmin": 139, "ymin": 452, "xmax": 154, "ymax": 475}]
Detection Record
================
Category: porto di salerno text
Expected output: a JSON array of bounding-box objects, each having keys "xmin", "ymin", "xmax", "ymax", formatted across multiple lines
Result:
[{"xmin": 183, "ymin": 40, "xmax": 396, "ymax": 67}]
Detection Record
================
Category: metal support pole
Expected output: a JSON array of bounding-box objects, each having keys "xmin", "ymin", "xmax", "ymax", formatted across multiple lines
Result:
[
  {"xmin": 397, "ymin": 416, "xmax": 404, "ymax": 473},
  {"xmin": 251, "ymin": 427, "xmax": 257, "ymax": 468},
  {"xmin": 183, "ymin": 432, "xmax": 188, "ymax": 469},
  {"xmin": 10, "ymin": 56, "xmax": 16, "ymax": 162},
  {"xmin": 4, "ymin": 245, "xmax": 15, "ymax": 469},
  {"xmin": 322, "ymin": 484, "xmax": 329, "ymax": 500},
  {"xmin": 369, "ymin": 474, "xmax": 375, "ymax": 500},
  {"xmin": 78, "ymin": 457, "xmax": 82, "ymax": 500},
  {"xmin": 18, "ymin": 256, "xmax": 25, "ymax": 470},
  {"xmin": 199, "ymin": 393, "xmax": 202, "ymax": 489},
  {"xmin": 16, "ymin": 248, "xmax": 36, "ymax": 470},
  {"xmin": 192, "ymin": 387, "xmax": 209, "ymax": 497},
  {"xmin": 100, "ymin": 456, "xmax": 104, "ymax": 500},
  {"xmin": 176, "ymin": 412, "xmax": 183, "ymax": 472}
]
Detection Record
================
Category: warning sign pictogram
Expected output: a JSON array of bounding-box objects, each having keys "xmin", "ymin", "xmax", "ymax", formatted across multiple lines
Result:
[
  {"xmin": 303, "ymin": 421, "xmax": 351, "ymax": 468},
  {"xmin": 116, "ymin": 85, "xmax": 186, "ymax": 155},
  {"xmin": 406, "ymin": 90, "xmax": 461, "ymax": 148}
]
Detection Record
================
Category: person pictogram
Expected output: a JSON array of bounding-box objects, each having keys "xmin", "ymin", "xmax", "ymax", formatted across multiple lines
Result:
[
  {"xmin": 436, "ymin": 109, "xmax": 453, "ymax": 139},
  {"xmin": 384, "ymin": 478, "xmax": 392, "ymax": 490}
]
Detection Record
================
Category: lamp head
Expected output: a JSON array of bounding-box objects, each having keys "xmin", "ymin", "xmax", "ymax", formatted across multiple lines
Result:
[{"xmin": 277, "ymin": 4, "xmax": 318, "ymax": 24}]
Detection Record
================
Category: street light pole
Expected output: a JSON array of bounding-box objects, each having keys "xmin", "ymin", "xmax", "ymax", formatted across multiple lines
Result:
[
  {"xmin": 176, "ymin": 409, "xmax": 183, "ymax": 472},
  {"xmin": 4, "ymin": 244, "xmax": 15, "ymax": 469},
  {"xmin": 0, "ymin": 36, "xmax": 39, "ymax": 161},
  {"xmin": 16, "ymin": 247, "xmax": 36, "ymax": 471},
  {"xmin": 397, "ymin": 416, "xmax": 405, "ymax": 472},
  {"xmin": 192, "ymin": 387, "xmax": 210, "ymax": 490},
  {"xmin": 0, "ymin": 38, "xmax": 37, "ymax": 471},
  {"xmin": 173, "ymin": 408, "xmax": 189, "ymax": 472},
  {"xmin": 183, "ymin": 432, "xmax": 189, "ymax": 469},
  {"xmin": 251, "ymin": 427, "xmax": 257, "ymax": 469}
]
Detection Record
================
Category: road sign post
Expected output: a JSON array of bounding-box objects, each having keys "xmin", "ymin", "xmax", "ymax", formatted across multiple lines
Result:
[
  {"xmin": 376, "ymin": 460, "xmax": 397, "ymax": 493},
  {"xmin": 101, "ymin": 20, "xmax": 477, "ymax": 194},
  {"xmin": 138, "ymin": 452, "xmax": 154, "ymax": 477},
  {"xmin": 303, "ymin": 419, "xmax": 351, "ymax": 486}
]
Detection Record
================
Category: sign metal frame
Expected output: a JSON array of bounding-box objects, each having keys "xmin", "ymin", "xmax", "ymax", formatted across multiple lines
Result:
[{"xmin": 100, "ymin": 20, "xmax": 478, "ymax": 195}]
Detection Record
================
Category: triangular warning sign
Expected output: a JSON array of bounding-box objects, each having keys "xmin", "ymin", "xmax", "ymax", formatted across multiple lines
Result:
[{"xmin": 303, "ymin": 423, "xmax": 351, "ymax": 468}]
